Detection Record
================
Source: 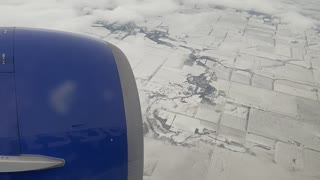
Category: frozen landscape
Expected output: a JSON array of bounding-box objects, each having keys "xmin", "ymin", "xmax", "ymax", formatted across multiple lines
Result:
[
  {"xmin": 2, "ymin": 0, "xmax": 320, "ymax": 179},
  {"xmin": 95, "ymin": 7, "xmax": 320, "ymax": 180}
]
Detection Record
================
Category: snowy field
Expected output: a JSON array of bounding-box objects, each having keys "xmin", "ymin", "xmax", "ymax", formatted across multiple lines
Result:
[{"xmin": 2, "ymin": 0, "xmax": 320, "ymax": 179}]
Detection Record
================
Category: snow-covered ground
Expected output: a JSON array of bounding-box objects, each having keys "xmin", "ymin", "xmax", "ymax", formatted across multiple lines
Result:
[
  {"xmin": 104, "ymin": 6, "xmax": 320, "ymax": 180},
  {"xmin": 3, "ymin": 0, "xmax": 320, "ymax": 179}
]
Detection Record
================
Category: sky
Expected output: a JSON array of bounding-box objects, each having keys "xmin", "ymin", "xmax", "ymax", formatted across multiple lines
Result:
[{"xmin": 0, "ymin": 0, "xmax": 318, "ymax": 32}]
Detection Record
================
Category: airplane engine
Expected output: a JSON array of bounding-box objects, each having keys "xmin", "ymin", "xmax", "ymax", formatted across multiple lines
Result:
[{"xmin": 0, "ymin": 27, "xmax": 143, "ymax": 180}]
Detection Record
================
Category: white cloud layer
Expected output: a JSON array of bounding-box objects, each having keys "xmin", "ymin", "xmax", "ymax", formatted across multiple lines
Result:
[{"xmin": 0, "ymin": 0, "xmax": 318, "ymax": 32}]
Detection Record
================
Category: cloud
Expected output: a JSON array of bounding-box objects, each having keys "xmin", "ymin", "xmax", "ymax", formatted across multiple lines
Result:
[
  {"xmin": 181, "ymin": 0, "xmax": 280, "ymax": 14},
  {"xmin": 281, "ymin": 11, "xmax": 317, "ymax": 30},
  {"xmin": 0, "ymin": 0, "xmax": 318, "ymax": 32},
  {"xmin": 181, "ymin": 0, "xmax": 319, "ymax": 30}
]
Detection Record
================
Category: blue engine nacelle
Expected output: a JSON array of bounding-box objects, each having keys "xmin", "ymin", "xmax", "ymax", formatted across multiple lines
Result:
[{"xmin": 0, "ymin": 27, "xmax": 143, "ymax": 180}]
